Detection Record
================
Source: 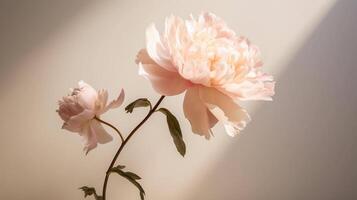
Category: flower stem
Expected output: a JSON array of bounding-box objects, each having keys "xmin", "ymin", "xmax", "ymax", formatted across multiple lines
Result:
[
  {"xmin": 94, "ymin": 116, "xmax": 124, "ymax": 143},
  {"xmin": 102, "ymin": 95, "xmax": 165, "ymax": 200}
]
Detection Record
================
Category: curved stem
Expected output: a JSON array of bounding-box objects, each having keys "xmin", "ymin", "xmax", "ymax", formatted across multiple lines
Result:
[
  {"xmin": 102, "ymin": 95, "xmax": 165, "ymax": 200},
  {"xmin": 95, "ymin": 116, "xmax": 124, "ymax": 143}
]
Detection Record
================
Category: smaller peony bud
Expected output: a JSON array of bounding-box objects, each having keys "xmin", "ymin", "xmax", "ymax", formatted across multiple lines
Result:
[{"xmin": 57, "ymin": 81, "xmax": 125, "ymax": 154}]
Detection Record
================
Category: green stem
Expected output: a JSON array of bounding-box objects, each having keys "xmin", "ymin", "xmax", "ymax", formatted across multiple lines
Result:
[{"xmin": 102, "ymin": 95, "xmax": 165, "ymax": 200}]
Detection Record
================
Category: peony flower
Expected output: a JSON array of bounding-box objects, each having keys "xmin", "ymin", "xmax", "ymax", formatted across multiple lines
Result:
[
  {"xmin": 136, "ymin": 12, "xmax": 275, "ymax": 138},
  {"xmin": 57, "ymin": 81, "xmax": 125, "ymax": 154}
]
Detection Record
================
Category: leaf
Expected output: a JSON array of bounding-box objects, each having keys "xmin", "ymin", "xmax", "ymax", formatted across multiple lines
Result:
[
  {"xmin": 126, "ymin": 177, "xmax": 145, "ymax": 200},
  {"xmin": 117, "ymin": 165, "xmax": 126, "ymax": 169},
  {"xmin": 125, "ymin": 98, "xmax": 152, "ymax": 113},
  {"xmin": 109, "ymin": 165, "xmax": 145, "ymax": 200},
  {"xmin": 158, "ymin": 108, "xmax": 186, "ymax": 157},
  {"xmin": 79, "ymin": 186, "xmax": 102, "ymax": 200},
  {"xmin": 79, "ymin": 186, "xmax": 96, "ymax": 197},
  {"xmin": 125, "ymin": 171, "xmax": 141, "ymax": 180}
]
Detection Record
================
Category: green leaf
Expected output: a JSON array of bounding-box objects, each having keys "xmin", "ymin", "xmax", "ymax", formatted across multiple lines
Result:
[
  {"xmin": 157, "ymin": 108, "xmax": 186, "ymax": 157},
  {"xmin": 109, "ymin": 165, "xmax": 145, "ymax": 200},
  {"xmin": 79, "ymin": 186, "xmax": 102, "ymax": 200},
  {"xmin": 117, "ymin": 165, "xmax": 126, "ymax": 169},
  {"xmin": 126, "ymin": 177, "xmax": 145, "ymax": 200},
  {"xmin": 125, "ymin": 98, "xmax": 152, "ymax": 113},
  {"xmin": 125, "ymin": 171, "xmax": 141, "ymax": 180}
]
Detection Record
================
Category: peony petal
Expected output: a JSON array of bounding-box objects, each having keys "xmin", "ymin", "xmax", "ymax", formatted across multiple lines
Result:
[
  {"xmin": 95, "ymin": 89, "xmax": 108, "ymax": 112},
  {"xmin": 136, "ymin": 48, "xmax": 156, "ymax": 65},
  {"xmin": 62, "ymin": 109, "xmax": 95, "ymax": 133},
  {"xmin": 99, "ymin": 89, "xmax": 125, "ymax": 115},
  {"xmin": 76, "ymin": 81, "xmax": 98, "ymax": 110},
  {"xmin": 80, "ymin": 123, "xmax": 98, "ymax": 155},
  {"xmin": 146, "ymin": 24, "xmax": 176, "ymax": 72},
  {"xmin": 80, "ymin": 120, "xmax": 113, "ymax": 155},
  {"xmin": 198, "ymin": 86, "xmax": 251, "ymax": 136},
  {"xmin": 139, "ymin": 62, "xmax": 191, "ymax": 96},
  {"xmin": 183, "ymin": 87, "xmax": 218, "ymax": 138},
  {"xmin": 57, "ymin": 101, "xmax": 77, "ymax": 121},
  {"xmin": 89, "ymin": 120, "xmax": 113, "ymax": 144},
  {"xmin": 222, "ymin": 79, "xmax": 275, "ymax": 101},
  {"xmin": 198, "ymin": 12, "xmax": 236, "ymax": 39},
  {"xmin": 107, "ymin": 88, "xmax": 125, "ymax": 109},
  {"xmin": 164, "ymin": 15, "xmax": 187, "ymax": 55}
]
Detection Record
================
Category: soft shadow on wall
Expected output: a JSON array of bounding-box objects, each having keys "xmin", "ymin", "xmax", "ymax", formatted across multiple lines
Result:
[
  {"xmin": 188, "ymin": 1, "xmax": 357, "ymax": 200},
  {"xmin": 0, "ymin": 0, "xmax": 93, "ymax": 84},
  {"xmin": 0, "ymin": 1, "xmax": 93, "ymax": 199}
]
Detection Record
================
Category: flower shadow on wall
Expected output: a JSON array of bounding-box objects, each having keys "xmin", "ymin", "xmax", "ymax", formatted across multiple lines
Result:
[{"xmin": 187, "ymin": 1, "xmax": 357, "ymax": 200}]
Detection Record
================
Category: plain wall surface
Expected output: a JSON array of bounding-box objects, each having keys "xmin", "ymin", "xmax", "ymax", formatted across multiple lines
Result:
[{"xmin": 1, "ymin": 0, "xmax": 356, "ymax": 199}]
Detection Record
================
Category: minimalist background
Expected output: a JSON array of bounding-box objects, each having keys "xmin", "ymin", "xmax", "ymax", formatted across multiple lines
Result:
[{"xmin": 1, "ymin": 0, "xmax": 356, "ymax": 199}]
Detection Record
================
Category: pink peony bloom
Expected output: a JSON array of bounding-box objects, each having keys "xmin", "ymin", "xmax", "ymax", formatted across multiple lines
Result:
[
  {"xmin": 136, "ymin": 12, "xmax": 275, "ymax": 138},
  {"xmin": 57, "ymin": 81, "xmax": 125, "ymax": 154}
]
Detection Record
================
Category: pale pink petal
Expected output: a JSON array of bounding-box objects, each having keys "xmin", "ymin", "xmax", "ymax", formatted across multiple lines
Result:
[
  {"xmin": 89, "ymin": 120, "xmax": 113, "ymax": 144},
  {"xmin": 198, "ymin": 86, "xmax": 251, "ymax": 136},
  {"xmin": 222, "ymin": 79, "xmax": 275, "ymax": 101},
  {"xmin": 76, "ymin": 81, "xmax": 98, "ymax": 110},
  {"xmin": 80, "ymin": 120, "xmax": 113, "ymax": 154},
  {"xmin": 164, "ymin": 15, "xmax": 188, "ymax": 56},
  {"xmin": 146, "ymin": 24, "xmax": 176, "ymax": 72},
  {"xmin": 183, "ymin": 87, "xmax": 218, "ymax": 138},
  {"xmin": 80, "ymin": 123, "xmax": 98, "ymax": 155},
  {"xmin": 180, "ymin": 62, "xmax": 211, "ymax": 86},
  {"xmin": 99, "ymin": 89, "xmax": 125, "ymax": 115},
  {"xmin": 198, "ymin": 12, "xmax": 236, "ymax": 39},
  {"xmin": 95, "ymin": 89, "xmax": 108, "ymax": 112},
  {"xmin": 57, "ymin": 101, "xmax": 81, "ymax": 121},
  {"xmin": 136, "ymin": 49, "xmax": 156, "ymax": 65},
  {"xmin": 57, "ymin": 108, "xmax": 71, "ymax": 121},
  {"xmin": 138, "ymin": 37, "xmax": 192, "ymax": 95},
  {"xmin": 107, "ymin": 88, "xmax": 125, "ymax": 109},
  {"xmin": 62, "ymin": 109, "xmax": 95, "ymax": 133},
  {"xmin": 59, "ymin": 97, "xmax": 84, "ymax": 116},
  {"xmin": 62, "ymin": 123, "xmax": 81, "ymax": 133},
  {"xmin": 139, "ymin": 62, "xmax": 191, "ymax": 96}
]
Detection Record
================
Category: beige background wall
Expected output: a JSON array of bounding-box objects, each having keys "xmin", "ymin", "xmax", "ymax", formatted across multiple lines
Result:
[{"xmin": 1, "ymin": 0, "xmax": 356, "ymax": 199}]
